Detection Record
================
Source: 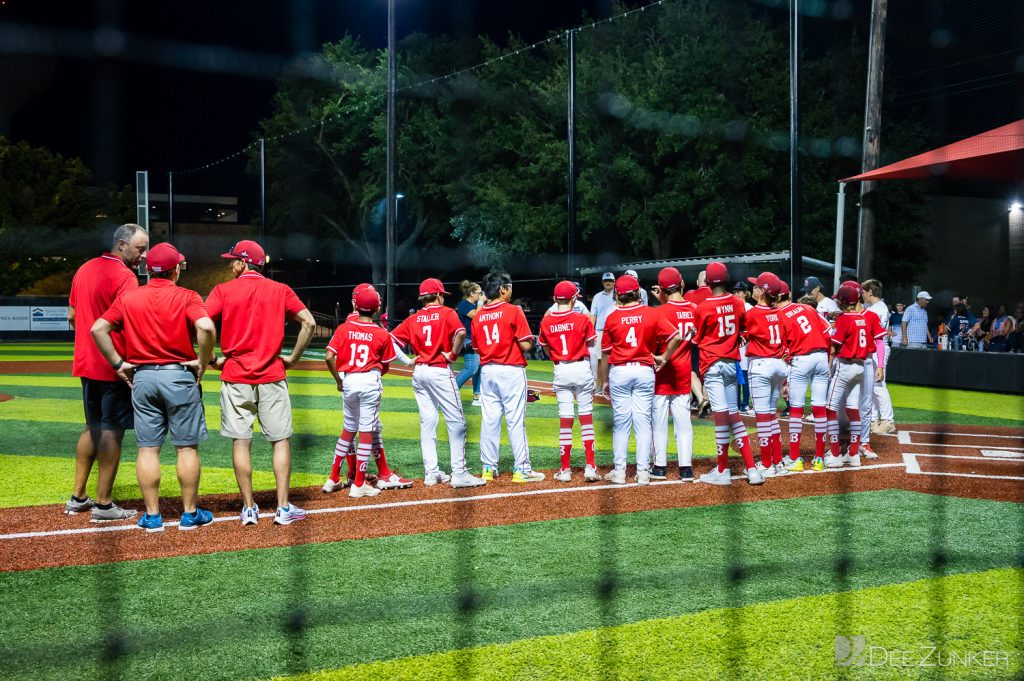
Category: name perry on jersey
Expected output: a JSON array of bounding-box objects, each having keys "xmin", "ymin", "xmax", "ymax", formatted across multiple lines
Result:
[{"xmin": 620, "ymin": 315, "xmax": 643, "ymax": 325}]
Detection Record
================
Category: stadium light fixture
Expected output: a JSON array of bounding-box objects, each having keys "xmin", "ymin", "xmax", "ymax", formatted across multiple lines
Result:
[{"xmin": 1010, "ymin": 200, "xmax": 1022, "ymax": 213}]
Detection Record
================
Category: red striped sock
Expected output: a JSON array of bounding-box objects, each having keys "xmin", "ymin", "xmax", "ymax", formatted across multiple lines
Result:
[
  {"xmin": 330, "ymin": 430, "xmax": 355, "ymax": 483},
  {"xmin": 371, "ymin": 431, "xmax": 392, "ymax": 478},
  {"xmin": 355, "ymin": 432, "xmax": 373, "ymax": 487},
  {"xmin": 788, "ymin": 407, "xmax": 804, "ymax": 460},
  {"xmin": 559, "ymin": 417, "xmax": 573, "ymax": 469},
  {"xmin": 756, "ymin": 413, "xmax": 773, "ymax": 467},
  {"xmin": 846, "ymin": 408, "xmax": 861, "ymax": 456},
  {"xmin": 826, "ymin": 409, "xmax": 840, "ymax": 456},
  {"xmin": 713, "ymin": 412, "xmax": 731, "ymax": 472},
  {"xmin": 580, "ymin": 413, "xmax": 595, "ymax": 466},
  {"xmin": 730, "ymin": 412, "xmax": 756, "ymax": 469},
  {"xmin": 812, "ymin": 406, "xmax": 827, "ymax": 458},
  {"xmin": 770, "ymin": 418, "xmax": 783, "ymax": 465}
]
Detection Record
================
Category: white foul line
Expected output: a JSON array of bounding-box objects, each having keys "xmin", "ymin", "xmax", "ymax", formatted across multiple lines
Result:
[
  {"xmin": 903, "ymin": 452, "xmax": 1024, "ymax": 463},
  {"xmin": 902, "ymin": 452, "xmax": 1024, "ymax": 482},
  {"xmin": 982, "ymin": 449, "xmax": 1024, "ymax": 459},
  {"xmin": 901, "ymin": 430, "xmax": 1024, "ymax": 441}
]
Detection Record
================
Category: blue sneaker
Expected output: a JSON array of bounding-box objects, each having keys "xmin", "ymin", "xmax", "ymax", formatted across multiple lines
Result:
[
  {"xmin": 178, "ymin": 507, "xmax": 213, "ymax": 531},
  {"xmin": 137, "ymin": 513, "xmax": 164, "ymax": 533}
]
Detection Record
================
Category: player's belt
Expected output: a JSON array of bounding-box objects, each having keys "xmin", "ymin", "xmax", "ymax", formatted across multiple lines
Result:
[
  {"xmin": 613, "ymin": 361, "xmax": 649, "ymax": 367},
  {"xmin": 553, "ymin": 359, "xmax": 587, "ymax": 365},
  {"xmin": 797, "ymin": 349, "xmax": 827, "ymax": 356},
  {"xmin": 135, "ymin": 364, "xmax": 190, "ymax": 371},
  {"xmin": 836, "ymin": 357, "xmax": 864, "ymax": 364}
]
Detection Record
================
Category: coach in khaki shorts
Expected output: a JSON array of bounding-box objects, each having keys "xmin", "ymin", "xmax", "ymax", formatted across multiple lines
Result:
[{"xmin": 206, "ymin": 240, "xmax": 316, "ymax": 527}]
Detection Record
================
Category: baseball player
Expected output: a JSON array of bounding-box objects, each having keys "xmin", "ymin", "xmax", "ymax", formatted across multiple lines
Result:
[
  {"xmin": 824, "ymin": 285, "xmax": 885, "ymax": 468},
  {"xmin": 472, "ymin": 271, "xmax": 544, "ymax": 483},
  {"xmin": 862, "ymin": 279, "xmax": 896, "ymax": 439},
  {"xmin": 325, "ymin": 287, "xmax": 397, "ymax": 498},
  {"xmin": 546, "ymin": 282, "xmax": 590, "ymax": 316},
  {"xmin": 743, "ymin": 272, "xmax": 789, "ymax": 478},
  {"xmin": 692, "ymin": 262, "xmax": 762, "ymax": 486},
  {"xmin": 599, "ymin": 275, "xmax": 680, "ymax": 485},
  {"xmin": 390, "ymin": 278, "xmax": 486, "ymax": 488},
  {"xmin": 650, "ymin": 267, "xmax": 696, "ymax": 481},
  {"xmin": 804, "ymin": 276, "xmax": 840, "ymax": 323},
  {"xmin": 538, "ymin": 281, "xmax": 599, "ymax": 482},
  {"xmin": 589, "ymin": 272, "xmax": 617, "ymax": 388},
  {"xmin": 684, "ymin": 270, "xmax": 712, "ymax": 416}
]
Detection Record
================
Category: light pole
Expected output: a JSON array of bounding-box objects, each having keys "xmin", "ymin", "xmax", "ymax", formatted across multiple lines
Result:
[{"xmin": 385, "ymin": 0, "xmax": 397, "ymax": 330}]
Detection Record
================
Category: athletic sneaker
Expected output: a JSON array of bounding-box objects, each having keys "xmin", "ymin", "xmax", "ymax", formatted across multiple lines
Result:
[
  {"xmin": 823, "ymin": 454, "xmax": 844, "ymax": 469},
  {"xmin": 755, "ymin": 462, "xmax": 776, "ymax": 479},
  {"xmin": 636, "ymin": 469, "xmax": 651, "ymax": 486},
  {"xmin": 583, "ymin": 464, "xmax": 601, "ymax": 482},
  {"xmin": 785, "ymin": 457, "xmax": 805, "ymax": 472},
  {"xmin": 240, "ymin": 505, "xmax": 259, "ymax": 526},
  {"xmin": 878, "ymin": 420, "xmax": 896, "ymax": 435},
  {"xmin": 861, "ymin": 445, "xmax": 879, "ymax": 460},
  {"xmin": 137, "ymin": 513, "xmax": 164, "ymax": 533},
  {"xmin": 349, "ymin": 482, "xmax": 381, "ymax": 498},
  {"xmin": 64, "ymin": 496, "xmax": 95, "ymax": 515},
  {"xmin": 553, "ymin": 468, "xmax": 572, "ymax": 482},
  {"xmin": 376, "ymin": 472, "xmax": 414, "ymax": 490},
  {"xmin": 847, "ymin": 453, "xmax": 861, "ymax": 468},
  {"xmin": 773, "ymin": 463, "xmax": 792, "ymax": 477},
  {"xmin": 471, "ymin": 398, "xmax": 482, "ymax": 407},
  {"xmin": 90, "ymin": 503, "xmax": 138, "ymax": 523},
  {"xmin": 811, "ymin": 457, "xmax": 825, "ymax": 471},
  {"xmin": 604, "ymin": 468, "xmax": 626, "ymax": 484},
  {"xmin": 511, "ymin": 468, "xmax": 545, "ymax": 483},
  {"xmin": 649, "ymin": 465, "xmax": 667, "ymax": 480},
  {"xmin": 451, "ymin": 471, "xmax": 486, "ymax": 488},
  {"xmin": 274, "ymin": 504, "xmax": 307, "ymax": 525},
  {"xmin": 481, "ymin": 465, "xmax": 497, "ymax": 481},
  {"xmin": 679, "ymin": 465, "xmax": 694, "ymax": 481},
  {"xmin": 745, "ymin": 466, "xmax": 765, "ymax": 485},
  {"xmin": 741, "ymin": 408, "xmax": 757, "ymax": 418},
  {"xmin": 700, "ymin": 467, "xmax": 732, "ymax": 486},
  {"xmin": 423, "ymin": 470, "xmax": 452, "ymax": 487},
  {"xmin": 179, "ymin": 508, "xmax": 214, "ymax": 531},
  {"xmin": 322, "ymin": 477, "xmax": 351, "ymax": 494}
]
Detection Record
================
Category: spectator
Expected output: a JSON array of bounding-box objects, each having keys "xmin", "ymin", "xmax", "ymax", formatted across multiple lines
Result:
[
  {"xmin": 901, "ymin": 291, "xmax": 933, "ymax": 348},
  {"xmin": 947, "ymin": 295, "xmax": 976, "ymax": 332},
  {"xmin": 590, "ymin": 272, "xmax": 618, "ymax": 390},
  {"xmin": 889, "ymin": 302, "xmax": 905, "ymax": 346},
  {"xmin": 455, "ymin": 280, "xmax": 483, "ymax": 406},
  {"xmin": 801, "ymin": 276, "xmax": 840, "ymax": 322},
  {"xmin": 624, "ymin": 269, "xmax": 649, "ymax": 305},
  {"xmin": 989, "ymin": 304, "xmax": 1012, "ymax": 352},
  {"xmin": 1008, "ymin": 303, "xmax": 1024, "ymax": 353},
  {"xmin": 970, "ymin": 306, "xmax": 993, "ymax": 352},
  {"xmin": 947, "ymin": 303, "xmax": 973, "ymax": 351}
]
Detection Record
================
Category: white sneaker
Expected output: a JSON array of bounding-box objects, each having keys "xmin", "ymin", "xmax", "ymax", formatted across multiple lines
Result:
[
  {"xmin": 881, "ymin": 420, "xmax": 897, "ymax": 435},
  {"xmin": 274, "ymin": 504, "xmax": 306, "ymax": 525},
  {"xmin": 450, "ymin": 471, "xmax": 486, "ymax": 488},
  {"xmin": 755, "ymin": 462, "xmax": 776, "ymax": 479},
  {"xmin": 700, "ymin": 466, "xmax": 732, "ymax": 486},
  {"xmin": 349, "ymin": 482, "xmax": 381, "ymax": 498},
  {"xmin": 745, "ymin": 466, "xmax": 765, "ymax": 485},
  {"xmin": 554, "ymin": 468, "xmax": 572, "ymax": 482},
  {"xmin": 583, "ymin": 464, "xmax": 601, "ymax": 482},
  {"xmin": 322, "ymin": 477, "xmax": 349, "ymax": 494},
  {"xmin": 423, "ymin": 470, "xmax": 452, "ymax": 486},
  {"xmin": 604, "ymin": 468, "xmax": 626, "ymax": 484},
  {"xmin": 741, "ymin": 408, "xmax": 757, "ymax": 418},
  {"xmin": 376, "ymin": 473, "xmax": 414, "ymax": 490},
  {"xmin": 241, "ymin": 504, "xmax": 259, "ymax": 526},
  {"xmin": 773, "ymin": 462, "xmax": 792, "ymax": 477},
  {"xmin": 636, "ymin": 469, "xmax": 650, "ymax": 485},
  {"xmin": 861, "ymin": 445, "xmax": 879, "ymax": 460},
  {"xmin": 471, "ymin": 398, "xmax": 482, "ymax": 407},
  {"xmin": 823, "ymin": 454, "xmax": 844, "ymax": 469},
  {"xmin": 847, "ymin": 453, "xmax": 861, "ymax": 467}
]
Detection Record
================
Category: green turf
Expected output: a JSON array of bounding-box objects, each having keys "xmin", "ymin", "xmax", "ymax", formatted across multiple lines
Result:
[{"xmin": 1, "ymin": 490, "xmax": 1021, "ymax": 681}]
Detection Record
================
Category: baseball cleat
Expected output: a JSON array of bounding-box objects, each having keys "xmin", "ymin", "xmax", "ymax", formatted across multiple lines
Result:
[
  {"xmin": 553, "ymin": 468, "xmax": 572, "ymax": 482},
  {"xmin": 649, "ymin": 465, "xmax": 667, "ymax": 480},
  {"xmin": 861, "ymin": 445, "xmax": 878, "ymax": 460},
  {"xmin": 480, "ymin": 465, "xmax": 497, "ymax": 481},
  {"xmin": 636, "ymin": 469, "xmax": 651, "ymax": 486},
  {"xmin": 349, "ymin": 482, "xmax": 381, "ymax": 498},
  {"xmin": 376, "ymin": 472, "xmax": 414, "ymax": 490},
  {"xmin": 90, "ymin": 503, "xmax": 139, "ymax": 523},
  {"xmin": 745, "ymin": 466, "xmax": 765, "ymax": 485},
  {"xmin": 604, "ymin": 468, "xmax": 626, "ymax": 485},
  {"xmin": 773, "ymin": 462, "xmax": 792, "ymax": 477},
  {"xmin": 583, "ymin": 464, "xmax": 601, "ymax": 482},
  {"xmin": 511, "ymin": 469, "xmax": 545, "ymax": 483},
  {"xmin": 785, "ymin": 457, "xmax": 805, "ymax": 472},
  {"xmin": 847, "ymin": 453, "xmax": 862, "ymax": 467},
  {"xmin": 179, "ymin": 508, "xmax": 214, "ymax": 531},
  {"xmin": 823, "ymin": 454, "xmax": 844, "ymax": 469},
  {"xmin": 679, "ymin": 465, "xmax": 694, "ymax": 481},
  {"xmin": 240, "ymin": 505, "xmax": 259, "ymax": 526},
  {"xmin": 451, "ymin": 472, "xmax": 486, "ymax": 488},
  {"xmin": 322, "ymin": 477, "xmax": 351, "ymax": 494},
  {"xmin": 137, "ymin": 513, "xmax": 164, "ymax": 533},
  {"xmin": 64, "ymin": 496, "xmax": 95, "ymax": 515},
  {"xmin": 700, "ymin": 466, "xmax": 732, "ymax": 486},
  {"xmin": 273, "ymin": 504, "xmax": 307, "ymax": 525},
  {"xmin": 755, "ymin": 462, "xmax": 776, "ymax": 479},
  {"xmin": 811, "ymin": 457, "xmax": 825, "ymax": 471},
  {"xmin": 423, "ymin": 470, "xmax": 452, "ymax": 487},
  {"xmin": 471, "ymin": 398, "xmax": 482, "ymax": 407}
]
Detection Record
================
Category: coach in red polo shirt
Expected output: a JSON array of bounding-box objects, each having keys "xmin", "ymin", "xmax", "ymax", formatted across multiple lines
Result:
[
  {"xmin": 206, "ymin": 240, "xmax": 315, "ymax": 527},
  {"xmin": 65, "ymin": 223, "xmax": 148, "ymax": 522},
  {"xmin": 91, "ymin": 242, "xmax": 217, "ymax": 533}
]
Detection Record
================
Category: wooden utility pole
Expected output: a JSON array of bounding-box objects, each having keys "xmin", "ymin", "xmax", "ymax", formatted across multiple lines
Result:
[{"xmin": 857, "ymin": 0, "xmax": 888, "ymax": 278}]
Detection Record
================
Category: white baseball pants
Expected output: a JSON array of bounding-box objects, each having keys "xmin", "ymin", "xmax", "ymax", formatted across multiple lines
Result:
[
  {"xmin": 827, "ymin": 360, "xmax": 865, "ymax": 413},
  {"xmin": 609, "ymin": 364, "xmax": 655, "ymax": 472},
  {"xmin": 748, "ymin": 357, "xmax": 788, "ymax": 414},
  {"xmin": 858, "ymin": 356, "xmax": 877, "ymax": 443},
  {"xmin": 412, "ymin": 365, "xmax": 469, "ymax": 476},
  {"xmin": 589, "ymin": 331, "xmax": 603, "ymax": 383},
  {"xmin": 703, "ymin": 360, "xmax": 740, "ymax": 414},
  {"xmin": 653, "ymin": 393, "xmax": 693, "ymax": 467},
  {"xmin": 787, "ymin": 352, "xmax": 830, "ymax": 409},
  {"xmin": 553, "ymin": 360, "xmax": 595, "ymax": 418},
  {"xmin": 341, "ymin": 370, "xmax": 382, "ymax": 432},
  {"xmin": 873, "ymin": 344, "xmax": 895, "ymax": 422},
  {"xmin": 479, "ymin": 364, "xmax": 532, "ymax": 472}
]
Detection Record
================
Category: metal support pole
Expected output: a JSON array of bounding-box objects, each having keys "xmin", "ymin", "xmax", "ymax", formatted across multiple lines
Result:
[
  {"xmin": 566, "ymin": 30, "xmax": 577, "ymax": 276},
  {"xmin": 788, "ymin": 0, "xmax": 801, "ymax": 289},
  {"xmin": 857, "ymin": 0, "xmax": 888, "ymax": 278},
  {"xmin": 167, "ymin": 171, "xmax": 173, "ymax": 243},
  {"xmin": 259, "ymin": 137, "xmax": 267, "ymax": 244},
  {"xmin": 385, "ymin": 0, "xmax": 397, "ymax": 329},
  {"xmin": 834, "ymin": 182, "xmax": 847, "ymax": 291}
]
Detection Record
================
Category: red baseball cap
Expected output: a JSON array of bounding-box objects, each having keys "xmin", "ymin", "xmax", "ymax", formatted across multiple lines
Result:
[
  {"xmin": 748, "ymin": 272, "xmax": 783, "ymax": 296},
  {"xmin": 706, "ymin": 261, "xmax": 729, "ymax": 284},
  {"xmin": 614, "ymin": 275, "xmax": 640, "ymax": 295},
  {"xmin": 352, "ymin": 283, "xmax": 376, "ymax": 300},
  {"xmin": 221, "ymin": 240, "xmax": 266, "ymax": 267},
  {"xmin": 146, "ymin": 243, "xmax": 186, "ymax": 273},
  {"xmin": 354, "ymin": 287, "xmax": 381, "ymax": 312},
  {"xmin": 419, "ymin": 278, "xmax": 450, "ymax": 296},
  {"xmin": 836, "ymin": 285, "xmax": 860, "ymax": 306},
  {"xmin": 553, "ymin": 280, "xmax": 578, "ymax": 299},
  {"xmin": 780, "ymin": 281, "xmax": 790, "ymax": 296},
  {"xmin": 657, "ymin": 267, "xmax": 683, "ymax": 290}
]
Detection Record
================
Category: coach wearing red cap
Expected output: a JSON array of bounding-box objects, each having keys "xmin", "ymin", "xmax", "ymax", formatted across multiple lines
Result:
[
  {"xmin": 91, "ymin": 242, "xmax": 217, "ymax": 533},
  {"xmin": 206, "ymin": 240, "xmax": 315, "ymax": 526}
]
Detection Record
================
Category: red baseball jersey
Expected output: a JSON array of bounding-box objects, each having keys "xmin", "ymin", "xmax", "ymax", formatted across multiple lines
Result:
[
  {"xmin": 69, "ymin": 254, "xmax": 139, "ymax": 381},
  {"xmin": 781, "ymin": 302, "xmax": 832, "ymax": 355},
  {"xmin": 654, "ymin": 300, "xmax": 696, "ymax": 394},
  {"xmin": 344, "ymin": 311, "xmax": 394, "ymax": 375},
  {"xmin": 390, "ymin": 304, "xmax": 465, "ymax": 367},
  {"xmin": 206, "ymin": 272, "xmax": 306, "ymax": 384},
  {"xmin": 471, "ymin": 301, "xmax": 533, "ymax": 367},
  {"xmin": 684, "ymin": 286, "xmax": 711, "ymax": 306},
  {"xmin": 537, "ymin": 310, "xmax": 595, "ymax": 362},
  {"xmin": 743, "ymin": 305, "xmax": 786, "ymax": 359},
  {"xmin": 327, "ymin": 320, "xmax": 397, "ymax": 373},
  {"xmin": 100, "ymin": 279, "xmax": 207, "ymax": 365},
  {"xmin": 601, "ymin": 304, "xmax": 678, "ymax": 367},
  {"xmin": 831, "ymin": 310, "xmax": 886, "ymax": 360},
  {"xmin": 692, "ymin": 293, "xmax": 744, "ymax": 375}
]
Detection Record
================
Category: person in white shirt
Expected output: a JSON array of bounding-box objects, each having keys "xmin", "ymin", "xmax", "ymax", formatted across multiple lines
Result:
[
  {"xmin": 862, "ymin": 279, "xmax": 895, "ymax": 435},
  {"xmin": 803, "ymin": 276, "xmax": 840, "ymax": 322},
  {"xmin": 547, "ymin": 282, "xmax": 590, "ymax": 316},
  {"xmin": 624, "ymin": 269, "xmax": 649, "ymax": 306},
  {"xmin": 589, "ymin": 273, "xmax": 618, "ymax": 388}
]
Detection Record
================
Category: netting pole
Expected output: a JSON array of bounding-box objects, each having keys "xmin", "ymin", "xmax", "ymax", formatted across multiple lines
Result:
[
  {"xmin": 566, "ymin": 29, "xmax": 577, "ymax": 277},
  {"xmin": 384, "ymin": 0, "xmax": 397, "ymax": 329},
  {"xmin": 788, "ymin": 0, "xmax": 801, "ymax": 289},
  {"xmin": 259, "ymin": 137, "xmax": 267, "ymax": 244},
  {"xmin": 167, "ymin": 171, "xmax": 174, "ymax": 244}
]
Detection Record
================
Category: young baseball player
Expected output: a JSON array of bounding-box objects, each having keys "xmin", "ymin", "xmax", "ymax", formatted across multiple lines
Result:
[
  {"xmin": 780, "ymin": 287, "xmax": 833, "ymax": 471},
  {"xmin": 472, "ymin": 271, "xmax": 544, "ymax": 483},
  {"xmin": 692, "ymin": 262, "xmax": 762, "ymax": 486},
  {"xmin": 825, "ymin": 285, "xmax": 886, "ymax": 468},
  {"xmin": 538, "ymin": 280, "xmax": 599, "ymax": 482},
  {"xmin": 599, "ymin": 275, "xmax": 680, "ymax": 485},
  {"xmin": 650, "ymin": 267, "xmax": 696, "ymax": 480},
  {"xmin": 325, "ymin": 287, "xmax": 398, "ymax": 498},
  {"xmin": 743, "ymin": 272, "xmax": 789, "ymax": 478},
  {"xmin": 862, "ymin": 278, "xmax": 895, "ymax": 444},
  {"xmin": 391, "ymin": 278, "xmax": 486, "ymax": 488}
]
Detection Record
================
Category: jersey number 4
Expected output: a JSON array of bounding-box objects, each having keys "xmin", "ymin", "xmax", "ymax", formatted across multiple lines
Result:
[
  {"xmin": 482, "ymin": 324, "xmax": 500, "ymax": 346},
  {"xmin": 624, "ymin": 326, "xmax": 638, "ymax": 348}
]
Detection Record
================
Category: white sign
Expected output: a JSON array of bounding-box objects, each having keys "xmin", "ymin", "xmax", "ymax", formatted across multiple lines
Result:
[
  {"xmin": 29, "ymin": 306, "xmax": 69, "ymax": 331},
  {"xmin": 0, "ymin": 307, "xmax": 30, "ymax": 331}
]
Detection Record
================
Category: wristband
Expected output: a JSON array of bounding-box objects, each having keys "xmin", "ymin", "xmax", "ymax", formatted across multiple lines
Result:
[
  {"xmin": 113, "ymin": 359, "xmax": 124, "ymax": 371},
  {"xmin": 209, "ymin": 355, "xmax": 219, "ymax": 367}
]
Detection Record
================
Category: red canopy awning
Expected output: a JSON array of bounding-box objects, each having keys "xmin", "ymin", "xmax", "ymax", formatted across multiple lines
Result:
[{"xmin": 841, "ymin": 119, "xmax": 1024, "ymax": 183}]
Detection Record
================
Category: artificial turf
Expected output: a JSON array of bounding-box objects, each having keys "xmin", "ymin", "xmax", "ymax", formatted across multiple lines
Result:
[{"xmin": 1, "ymin": 490, "xmax": 1021, "ymax": 681}]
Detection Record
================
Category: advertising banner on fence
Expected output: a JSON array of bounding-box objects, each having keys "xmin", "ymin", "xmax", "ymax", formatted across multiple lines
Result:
[
  {"xmin": 0, "ymin": 307, "xmax": 31, "ymax": 331},
  {"xmin": 29, "ymin": 306, "xmax": 70, "ymax": 331}
]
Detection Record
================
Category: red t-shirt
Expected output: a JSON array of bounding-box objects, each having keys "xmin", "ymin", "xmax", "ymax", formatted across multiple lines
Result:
[
  {"xmin": 390, "ymin": 304, "xmax": 465, "ymax": 367},
  {"xmin": 743, "ymin": 305, "xmax": 786, "ymax": 359},
  {"xmin": 206, "ymin": 272, "xmax": 306, "ymax": 384},
  {"xmin": 327, "ymin": 320, "xmax": 397, "ymax": 373},
  {"xmin": 832, "ymin": 310, "xmax": 886, "ymax": 360},
  {"xmin": 100, "ymin": 279, "xmax": 208, "ymax": 365},
  {"xmin": 683, "ymin": 286, "xmax": 711, "ymax": 306},
  {"xmin": 471, "ymin": 301, "xmax": 532, "ymax": 367},
  {"xmin": 781, "ymin": 302, "xmax": 832, "ymax": 356},
  {"xmin": 692, "ymin": 293, "xmax": 744, "ymax": 376},
  {"xmin": 654, "ymin": 300, "xmax": 695, "ymax": 394},
  {"xmin": 537, "ymin": 310, "xmax": 595, "ymax": 362},
  {"xmin": 601, "ymin": 304, "xmax": 678, "ymax": 367},
  {"xmin": 69, "ymin": 254, "xmax": 139, "ymax": 381}
]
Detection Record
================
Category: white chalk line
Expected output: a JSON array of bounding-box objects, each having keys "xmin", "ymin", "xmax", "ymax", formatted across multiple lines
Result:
[{"xmin": 902, "ymin": 452, "xmax": 1024, "ymax": 482}]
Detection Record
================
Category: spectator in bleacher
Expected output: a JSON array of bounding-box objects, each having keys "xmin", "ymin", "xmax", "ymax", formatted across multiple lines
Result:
[
  {"xmin": 989, "ymin": 304, "xmax": 1012, "ymax": 352},
  {"xmin": 901, "ymin": 291, "xmax": 933, "ymax": 348},
  {"xmin": 947, "ymin": 295, "xmax": 976, "ymax": 330},
  {"xmin": 889, "ymin": 302, "xmax": 905, "ymax": 346},
  {"xmin": 947, "ymin": 304, "xmax": 972, "ymax": 351},
  {"xmin": 455, "ymin": 280, "xmax": 483, "ymax": 406},
  {"xmin": 1008, "ymin": 303, "xmax": 1024, "ymax": 353},
  {"xmin": 969, "ymin": 306, "xmax": 993, "ymax": 352}
]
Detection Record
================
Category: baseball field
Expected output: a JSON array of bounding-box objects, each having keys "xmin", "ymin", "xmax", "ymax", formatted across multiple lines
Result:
[{"xmin": 1, "ymin": 342, "xmax": 1022, "ymax": 680}]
